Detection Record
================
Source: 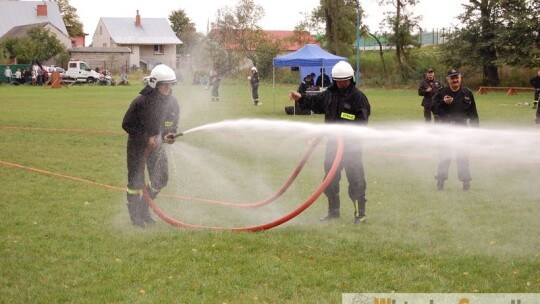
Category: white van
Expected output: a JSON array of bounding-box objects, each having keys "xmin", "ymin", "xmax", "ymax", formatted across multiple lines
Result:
[{"xmin": 63, "ymin": 60, "xmax": 100, "ymax": 84}]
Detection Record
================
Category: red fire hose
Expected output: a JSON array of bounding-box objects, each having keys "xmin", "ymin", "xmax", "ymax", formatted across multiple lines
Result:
[{"xmin": 142, "ymin": 136, "xmax": 344, "ymax": 231}]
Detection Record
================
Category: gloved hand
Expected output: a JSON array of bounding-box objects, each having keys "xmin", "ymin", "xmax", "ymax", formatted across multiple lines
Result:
[{"xmin": 164, "ymin": 133, "xmax": 175, "ymax": 144}]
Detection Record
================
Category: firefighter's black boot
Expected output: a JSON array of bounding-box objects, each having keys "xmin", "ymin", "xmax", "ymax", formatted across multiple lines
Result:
[
  {"xmin": 127, "ymin": 193, "xmax": 145, "ymax": 228},
  {"xmin": 139, "ymin": 188, "xmax": 158, "ymax": 225},
  {"xmin": 353, "ymin": 199, "xmax": 366, "ymax": 225},
  {"xmin": 320, "ymin": 197, "xmax": 340, "ymax": 221},
  {"xmin": 435, "ymin": 176, "xmax": 445, "ymax": 191}
]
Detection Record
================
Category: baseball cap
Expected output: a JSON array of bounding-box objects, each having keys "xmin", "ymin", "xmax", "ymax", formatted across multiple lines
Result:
[{"xmin": 447, "ymin": 68, "xmax": 461, "ymax": 77}]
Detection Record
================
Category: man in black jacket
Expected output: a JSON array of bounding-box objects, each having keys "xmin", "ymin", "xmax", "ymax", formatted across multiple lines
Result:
[
  {"xmin": 530, "ymin": 70, "xmax": 540, "ymax": 109},
  {"xmin": 289, "ymin": 61, "xmax": 370, "ymax": 225},
  {"xmin": 432, "ymin": 68, "xmax": 479, "ymax": 191},
  {"xmin": 418, "ymin": 68, "xmax": 441, "ymax": 123},
  {"xmin": 122, "ymin": 64, "xmax": 180, "ymax": 227}
]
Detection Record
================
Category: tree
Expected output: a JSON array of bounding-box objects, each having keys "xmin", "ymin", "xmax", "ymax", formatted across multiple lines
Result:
[
  {"xmin": 378, "ymin": 0, "xmax": 421, "ymax": 80},
  {"xmin": 442, "ymin": 0, "xmax": 539, "ymax": 86},
  {"xmin": 54, "ymin": 0, "xmax": 84, "ymax": 37},
  {"xmin": 308, "ymin": 0, "xmax": 360, "ymax": 57},
  {"xmin": 208, "ymin": 0, "xmax": 279, "ymax": 77},
  {"xmin": 0, "ymin": 27, "xmax": 65, "ymax": 63},
  {"xmin": 168, "ymin": 9, "xmax": 197, "ymax": 55}
]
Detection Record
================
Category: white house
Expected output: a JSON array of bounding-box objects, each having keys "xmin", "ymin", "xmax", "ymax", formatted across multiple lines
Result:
[
  {"xmin": 0, "ymin": 1, "xmax": 71, "ymax": 49},
  {"xmin": 91, "ymin": 11, "xmax": 182, "ymax": 71}
]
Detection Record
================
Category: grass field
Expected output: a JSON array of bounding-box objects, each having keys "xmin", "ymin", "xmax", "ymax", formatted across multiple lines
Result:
[{"xmin": 1, "ymin": 81, "xmax": 539, "ymax": 303}]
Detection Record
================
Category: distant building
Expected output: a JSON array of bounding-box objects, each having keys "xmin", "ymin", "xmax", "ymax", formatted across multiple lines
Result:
[
  {"xmin": 91, "ymin": 10, "xmax": 182, "ymax": 71},
  {"xmin": 0, "ymin": 1, "xmax": 68, "ymax": 38},
  {"xmin": 68, "ymin": 47, "xmax": 132, "ymax": 74},
  {"xmin": 0, "ymin": 22, "xmax": 71, "ymax": 50},
  {"xmin": 0, "ymin": 1, "xmax": 74, "ymax": 64}
]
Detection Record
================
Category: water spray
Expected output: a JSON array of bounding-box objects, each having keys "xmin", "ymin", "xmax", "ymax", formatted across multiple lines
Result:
[{"xmin": 142, "ymin": 129, "xmax": 344, "ymax": 231}]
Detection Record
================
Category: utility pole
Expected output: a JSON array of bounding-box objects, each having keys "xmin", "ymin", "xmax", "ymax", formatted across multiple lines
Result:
[{"xmin": 356, "ymin": 0, "xmax": 361, "ymax": 85}]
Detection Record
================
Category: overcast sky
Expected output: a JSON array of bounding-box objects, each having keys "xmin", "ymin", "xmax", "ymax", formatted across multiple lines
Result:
[{"xmin": 67, "ymin": 0, "xmax": 469, "ymax": 45}]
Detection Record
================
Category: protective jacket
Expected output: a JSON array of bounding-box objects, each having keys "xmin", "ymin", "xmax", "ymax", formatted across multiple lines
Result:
[
  {"xmin": 298, "ymin": 82, "xmax": 370, "ymax": 125},
  {"xmin": 122, "ymin": 86, "xmax": 179, "ymax": 143},
  {"xmin": 530, "ymin": 75, "xmax": 540, "ymax": 89},
  {"xmin": 418, "ymin": 78, "xmax": 441, "ymax": 107},
  {"xmin": 432, "ymin": 86, "xmax": 479, "ymax": 126}
]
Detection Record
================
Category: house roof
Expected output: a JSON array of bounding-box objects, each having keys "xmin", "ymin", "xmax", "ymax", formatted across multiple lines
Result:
[
  {"xmin": 0, "ymin": 22, "xmax": 68, "ymax": 43},
  {"xmin": 100, "ymin": 17, "xmax": 182, "ymax": 45},
  {"xmin": 68, "ymin": 47, "xmax": 132, "ymax": 53},
  {"xmin": 265, "ymin": 30, "xmax": 316, "ymax": 51},
  {"xmin": 0, "ymin": 1, "xmax": 68, "ymax": 38},
  {"xmin": 208, "ymin": 28, "xmax": 315, "ymax": 52}
]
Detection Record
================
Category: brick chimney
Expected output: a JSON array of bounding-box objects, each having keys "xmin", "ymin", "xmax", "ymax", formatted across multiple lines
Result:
[
  {"xmin": 36, "ymin": 3, "xmax": 48, "ymax": 17},
  {"xmin": 135, "ymin": 10, "xmax": 141, "ymax": 27}
]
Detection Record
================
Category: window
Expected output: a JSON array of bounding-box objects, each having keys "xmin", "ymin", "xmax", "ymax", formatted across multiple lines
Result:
[{"xmin": 154, "ymin": 45, "xmax": 164, "ymax": 54}]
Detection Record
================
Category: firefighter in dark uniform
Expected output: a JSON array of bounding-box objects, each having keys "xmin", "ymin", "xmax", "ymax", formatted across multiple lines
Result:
[
  {"xmin": 530, "ymin": 70, "xmax": 540, "ymax": 109},
  {"xmin": 289, "ymin": 61, "xmax": 371, "ymax": 225},
  {"xmin": 418, "ymin": 68, "xmax": 441, "ymax": 123},
  {"xmin": 431, "ymin": 68, "xmax": 479, "ymax": 191},
  {"xmin": 122, "ymin": 64, "xmax": 180, "ymax": 227},
  {"xmin": 250, "ymin": 66, "xmax": 260, "ymax": 106}
]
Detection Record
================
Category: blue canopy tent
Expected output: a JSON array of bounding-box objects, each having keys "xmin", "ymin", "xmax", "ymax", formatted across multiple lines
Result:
[{"xmin": 272, "ymin": 44, "xmax": 347, "ymax": 113}]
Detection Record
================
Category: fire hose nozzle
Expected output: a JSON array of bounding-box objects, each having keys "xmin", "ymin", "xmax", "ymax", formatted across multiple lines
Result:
[{"xmin": 173, "ymin": 132, "xmax": 184, "ymax": 138}]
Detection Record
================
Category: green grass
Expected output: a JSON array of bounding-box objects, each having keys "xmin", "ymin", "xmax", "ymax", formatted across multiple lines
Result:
[{"xmin": 1, "ymin": 82, "xmax": 539, "ymax": 303}]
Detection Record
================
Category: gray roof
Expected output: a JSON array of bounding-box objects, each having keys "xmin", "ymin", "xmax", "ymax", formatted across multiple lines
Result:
[
  {"xmin": 0, "ymin": 1, "xmax": 68, "ymax": 38},
  {"xmin": 68, "ymin": 47, "xmax": 131, "ymax": 53},
  {"xmin": 101, "ymin": 17, "xmax": 182, "ymax": 45}
]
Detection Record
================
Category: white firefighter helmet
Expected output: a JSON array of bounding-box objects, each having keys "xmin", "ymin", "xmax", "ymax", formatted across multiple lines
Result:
[
  {"xmin": 331, "ymin": 61, "xmax": 354, "ymax": 81},
  {"xmin": 148, "ymin": 64, "xmax": 177, "ymax": 88},
  {"xmin": 251, "ymin": 66, "xmax": 258, "ymax": 73}
]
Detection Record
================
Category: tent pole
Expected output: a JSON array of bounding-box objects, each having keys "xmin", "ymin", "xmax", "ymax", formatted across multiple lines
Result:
[{"xmin": 272, "ymin": 67, "xmax": 276, "ymax": 114}]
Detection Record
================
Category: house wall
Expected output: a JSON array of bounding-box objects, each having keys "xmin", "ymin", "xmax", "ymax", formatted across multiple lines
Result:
[
  {"xmin": 91, "ymin": 20, "xmax": 111, "ymax": 48},
  {"xmin": 68, "ymin": 51, "xmax": 130, "ymax": 73},
  {"xmin": 44, "ymin": 23, "xmax": 71, "ymax": 49},
  {"xmin": 138, "ymin": 44, "xmax": 176, "ymax": 72}
]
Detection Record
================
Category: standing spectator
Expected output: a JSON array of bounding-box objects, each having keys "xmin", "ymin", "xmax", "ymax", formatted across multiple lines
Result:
[
  {"xmin": 418, "ymin": 68, "xmax": 441, "ymax": 123},
  {"xmin": 289, "ymin": 61, "xmax": 371, "ymax": 225},
  {"xmin": 432, "ymin": 68, "xmax": 479, "ymax": 191},
  {"xmin": 121, "ymin": 64, "xmax": 180, "ymax": 227},
  {"xmin": 15, "ymin": 68, "xmax": 22, "ymax": 84},
  {"xmin": 210, "ymin": 69, "xmax": 222, "ymax": 102},
  {"xmin": 315, "ymin": 67, "xmax": 331, "ymax": 88},
  {"xmin": 536, "ymin": 101, "xmax": 540, "ymax": 127},
  {"xmin": 31, "ymin": 68, "xmax": 37, "ymax": 85},
  {"xmin": 249, "ymin": 66, "xmax": 260, "ymax": 106},
  {"xmin": 23, "ymin": 69, "xmax": 31, "ymax": 84},
  {"xmin": 37, "ymin": 67, "xmax": 43, "ymax": 85},
  {"xmin": 530, "ymin": 70, "xmax": 540, "ymax": 109},
  {"xmin": 4, "ymin": 65, "xmax": 12, "ymax": 84}
]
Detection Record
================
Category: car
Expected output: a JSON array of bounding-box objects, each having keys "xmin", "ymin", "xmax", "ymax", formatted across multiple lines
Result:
[{"xmin": 44, "ymin": 66, "xmax": 65, "ymax": 77}]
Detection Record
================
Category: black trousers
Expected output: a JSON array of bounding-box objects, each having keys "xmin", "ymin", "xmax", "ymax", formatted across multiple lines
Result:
[
  {"xmin": 126, "ymin": 138, "xmax": 169, "ymax": 192},
  {"xmin": 323, "ymin": 139, "xmax": 366, "ymax": 213},
  {"xmin": 436, "ymin": 143, "xmax": 471, "ymax": 182},
  {"xmin": 251, "ymin": 84, "xmax": 259, "ymax": 100}
]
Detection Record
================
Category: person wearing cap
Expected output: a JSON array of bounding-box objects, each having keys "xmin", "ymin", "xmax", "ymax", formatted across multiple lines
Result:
[
  {"xmin": 289, "ymin": 60, "xmax": 371, "ymax": 225},
  {"xmin": 418, "ymin": 68, "xmax": 441, "ymax": 123},
  {"xmin": 431, "ymin": 68, "xmax": 479, "ymax": 191},
  {"xmin": 249, "ymin": 66, "xmax": 260, "ymax": 105},
  {"xmin": 122, "ymin": 64, "xmax": 180, "ymax": 227},
  {"xmin": 530, "ymin": 70, "xmax": 540, "ymax": 110}
]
